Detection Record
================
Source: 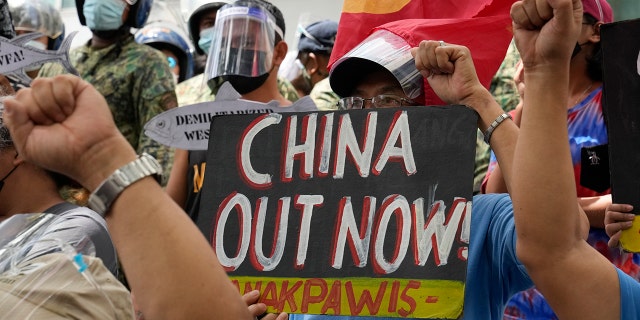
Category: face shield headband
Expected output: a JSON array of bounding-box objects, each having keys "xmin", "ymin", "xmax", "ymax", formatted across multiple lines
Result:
[{"xmin": 205, "ymin": 4, "xmax": 283, "ymax": 85}]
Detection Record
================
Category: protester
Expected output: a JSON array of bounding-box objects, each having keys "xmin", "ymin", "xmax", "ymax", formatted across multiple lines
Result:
[
  {"xmin": 482, "ymin": 0, "xmax": 640, "ymax": 317},
  {"xmin": 176, "ymin": 0, "xmax": 299, "ymax": 105},
  {"xmin": 167, "ymin": 0, "xmax": 316, "ymax": 219},
  {"xmin": 0, "ymin": 100, "xmax": 118, "ymax": 278},
  {"xmin": 291, "ymin": 22, "xmax": 533, "ymax": 320},
  {"xmin": 38, "ymin": 0, "xmax": 177, "ymax": 185},
  {"xmin": 135, "ymin": 21, "xmax": 195, "ymax": 84},
  {"xmin": 2, "ymin": 73, "xmax": 259, "ymax": 319},
  {"xmin": 5, "ymin": 0, "xmax": 637, "ymax": 318},
  {"xmin": 509, "ymin": 0, "xmax": 639, "ymax": 317},
  {"xmin": 9, "ymin": 0, "xmax": 64, "ymax": 78}
]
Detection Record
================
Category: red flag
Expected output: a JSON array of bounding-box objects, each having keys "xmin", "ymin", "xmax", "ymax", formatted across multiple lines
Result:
[
  {"xmin": 374, "ymin": 15, "xmax": 513, "ymax": 105},
  {"xmin": 329, "ymin": 0, "xmax": 516, "ymax": 69}
]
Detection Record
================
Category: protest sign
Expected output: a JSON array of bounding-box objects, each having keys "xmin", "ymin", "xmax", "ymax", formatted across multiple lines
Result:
[
  {"xmin": 198, "ymin": 106, "xmax": 476, "ymax": 318},
  {"xmin": 602, "ymin": 18, "xmax": 640, "ymax": 252}
]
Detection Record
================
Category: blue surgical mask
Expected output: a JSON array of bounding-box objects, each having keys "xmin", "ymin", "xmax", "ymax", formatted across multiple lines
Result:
[
  {"xmin": 83, "ymin": 0, "xmax": 127, "ymax": 31},
  {"xmin": 198, "ymin": 27, "xmax": 214, "ymax": 55}
]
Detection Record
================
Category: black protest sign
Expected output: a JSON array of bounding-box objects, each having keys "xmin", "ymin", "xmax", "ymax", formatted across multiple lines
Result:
[
  {"xmin": 602, "ymin": 18, "xmax": 640, "ymax": 252},
  {"xmin": 198, "ymin": 106, "xmax": 477, "ymax": 318}
]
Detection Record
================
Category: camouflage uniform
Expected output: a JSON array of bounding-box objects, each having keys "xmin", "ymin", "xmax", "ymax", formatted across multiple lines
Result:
[
  {"xmin": 176, "ymin": 73, "xmax": 300, "ymax": 106},
  {"xmin": 309, "ymin": 77, "xmax": 340, "ymax": 111},
  {"xmin": 474, "ymin": 39, "xmax": 520, "ymax": 194},
  {"xmin": 38, "ymin": 34, "xmax": 177, "ymax": 185}
]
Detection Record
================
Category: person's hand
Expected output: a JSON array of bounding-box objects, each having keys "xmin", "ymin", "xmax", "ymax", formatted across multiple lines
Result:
[
  {"xmin": 243, "ymin": 290, "xmax": 288, "ymax": 320},
  {"xmin": 510, "ymin": 0, "xmax": 583, "ymax": 71},
  {"xmin": 411, "ymin": 41, "xmax": 489, "ymax": 107},
  {"xmin": 604, "ymin": 203, "xmax": 635, "ymax": 248},
  {"xmin": 3, "ymin": 75, "xmax": 136, "ymax": 190}
]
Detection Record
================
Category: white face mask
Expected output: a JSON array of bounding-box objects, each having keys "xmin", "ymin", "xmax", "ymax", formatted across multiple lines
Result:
[{"xmin": 26, "ymin": 40, "xmax": 47, "ymax": 51}]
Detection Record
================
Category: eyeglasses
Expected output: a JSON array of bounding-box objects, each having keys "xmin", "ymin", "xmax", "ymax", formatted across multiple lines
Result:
[{"xmin": 336, "ymin": 94, "xmax": 415, "ymax": 110}]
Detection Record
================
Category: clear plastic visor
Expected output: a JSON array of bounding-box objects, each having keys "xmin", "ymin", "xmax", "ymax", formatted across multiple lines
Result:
[
  {"xmin": 205, "ymin": 5, "xmax": 278, "ymax": 81},
  {"xmin": 330, "ymin": 30, "xmax": 422, "ymax": 100}
]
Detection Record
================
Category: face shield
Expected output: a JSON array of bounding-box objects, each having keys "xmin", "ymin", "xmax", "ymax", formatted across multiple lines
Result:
[
  {"xmin": 204, "ymin": 2, "xmax": 282, "ymax": 93},
  {"xmin": 330, "ymin": 30, "xmax": 423, "ymax": 102}
]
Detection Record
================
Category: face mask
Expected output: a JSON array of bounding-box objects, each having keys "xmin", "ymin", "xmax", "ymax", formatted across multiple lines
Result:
[
  {"xmin": 172, "ymin": 73, "xmax": 180, "ymax": 84},
  {"xmin": 198, "ymin": 27, "xmax": 214, "ymax": 55},
  {"xmin": 209, "ymin": 48, "xmax": 270, "ymax": 94},
  {"xmin": 84, "ymin": 0, "xmax": 127, "ymax": 31},
  {"xmin": 26, "ymin": 40, "xmax": 46, "ymax": 51},
  {"xmin": 210, "ymin": 73, "xmax": 269, "ymax": 95}
]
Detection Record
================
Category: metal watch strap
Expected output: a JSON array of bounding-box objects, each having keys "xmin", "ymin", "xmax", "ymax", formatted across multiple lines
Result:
[
  {"xmin": 88, "ymin": 153, "xmax": 162, "ymax": 216},
  {"xmin": 483, "ymin": 113, "xmax": 513, "ymax": 144}
]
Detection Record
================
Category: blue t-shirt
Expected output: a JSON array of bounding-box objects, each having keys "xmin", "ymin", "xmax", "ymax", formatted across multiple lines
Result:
[
  {"xmin": 619, "ymin": 268, "xmax": 640, "ymax": 319},
  {"xmin": 290, "ymin": 194, "xmax": 532, "ymax": 320}
]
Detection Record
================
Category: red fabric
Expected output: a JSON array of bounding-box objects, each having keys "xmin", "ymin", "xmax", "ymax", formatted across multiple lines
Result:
[
  {"xmin": 375, "ymin": 15, "xmax": 513, "ymax": 105},
  {"xmin": 329, "ymin": 0, "xmax": 516, "ymax": 69}
]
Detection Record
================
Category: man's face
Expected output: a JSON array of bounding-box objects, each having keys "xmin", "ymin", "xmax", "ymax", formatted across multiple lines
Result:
[
  {"xmin": 198, "ymin": 9, "xmax": 218, "ymax": 33},
  {"xmin": 341, "ymin": 70, "xmax": 412, "ymax": 109},
  {"xmin": 221, "ymin": 19, "xmax": 270, "ymax": 51}
]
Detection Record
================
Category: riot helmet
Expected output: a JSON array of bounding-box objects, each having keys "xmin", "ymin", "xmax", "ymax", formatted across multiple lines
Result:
[
  {"xmin": 135, "ymin": 22, "xmax": 195, "ymax": 82},
  {"xmin": 9, "ymin": 0, "xmax": 64, "ymax": 50},
  {"xmin": 181, "ymin": 0, "xmax": 233, "ymax": 55}
]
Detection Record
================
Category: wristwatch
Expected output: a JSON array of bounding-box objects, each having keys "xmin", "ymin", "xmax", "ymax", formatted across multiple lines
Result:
[{"xmin": 88, "ymin": 153, "xmax": 162, "ymax": 216}]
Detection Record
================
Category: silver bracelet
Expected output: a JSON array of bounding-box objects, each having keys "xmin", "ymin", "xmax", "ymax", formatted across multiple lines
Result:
[
  {"xmin": 88, "ymin": 153, "xmax": 162, "ymax": 217},
  {"xmin": 483, "ymin": 113, "xmax": 512, "ymax": 144}
]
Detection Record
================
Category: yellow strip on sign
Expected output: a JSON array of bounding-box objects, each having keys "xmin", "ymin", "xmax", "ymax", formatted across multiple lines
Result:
[
  {"xmin": 620, "ymin": 215, "xmax": 640, "ymax": 253},
  {"xmin": 342, "ymin": 0, "xmax": 412, "ymax": 14},
  {"xmin": 231, "ymin": 276, "xmax": 464, "ymax": 318}
]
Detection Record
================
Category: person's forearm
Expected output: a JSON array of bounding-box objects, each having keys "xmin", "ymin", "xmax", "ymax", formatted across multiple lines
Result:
[
  {"xmin": 462, "ymin": 90, "xmax": 518, "ymax": 193},
  {"xmin": 165, "ymin": 148, "xmax": 189, "ymax": 208},
  {"xmin": 484, "ymin": 163, "xmax": 509, "ymax": 193},
  {"xmin": 106, "ymin": 179, "xmax": 252, "ymax": 320},
  {"xmin": 85, "ymin": 144, "xmax": 251, "ymax": 320},
  {"xmin": 513, "ymin": 65, "xmax": 577, "ymax": 253},
  {"xmin": 579, "ymin": 194, "xmax": 612, "ymax": 228}
]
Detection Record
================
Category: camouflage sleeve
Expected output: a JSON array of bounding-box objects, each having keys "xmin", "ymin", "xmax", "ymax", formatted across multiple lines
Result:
[
  {"xmin": 310, "ymin": 78, "xmax": 340, "ymax": 111},
  {"xmin": 135, "ymin": 50, "xmax": 178, "ymax": 186},
  {"xmin": 489, "ymin": 39, "xmax": 521, "ymax": 113},
  {"xmin": 277, "ymin": 77, "xmax": 300, "ymax": 102},
  {"xmin": 176, "ymin": 74, "xmax": 213, "ymax": 106},
  {"xmin": 37, "ymin": 60, "xmax": 69, "ymax": 78},
  {"xmin": 473, "ymin": 129, "xmax": 490, "ymax": 194}
]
